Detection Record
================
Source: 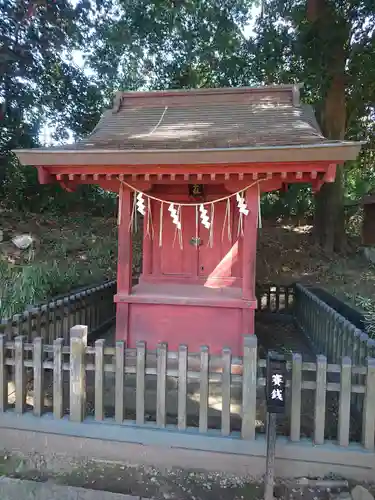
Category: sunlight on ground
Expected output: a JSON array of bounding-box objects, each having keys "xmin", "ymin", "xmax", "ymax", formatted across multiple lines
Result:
[
  {"xmin": 189, "ymin": 391, "xmax": 241, "ymax": 416},
  {"xmin": 281, "ymin": 224, "xmax": 313, "ymax": 234}
]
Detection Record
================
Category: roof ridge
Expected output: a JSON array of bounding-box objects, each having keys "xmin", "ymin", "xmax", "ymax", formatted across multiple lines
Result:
[{"xmin": 111, "ymin": 84, "xmax": 303, "ymax": 113}]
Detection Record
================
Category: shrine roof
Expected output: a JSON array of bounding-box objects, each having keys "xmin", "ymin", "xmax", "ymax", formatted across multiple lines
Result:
[{"xmin": 14, "ymin": 85, "xmax": 362, "ymax": 166}]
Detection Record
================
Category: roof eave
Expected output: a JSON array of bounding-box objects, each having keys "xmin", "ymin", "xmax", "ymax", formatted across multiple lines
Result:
[{"xmin": 13, "ymin": 142, "xmax": 364, "ymax": 167}]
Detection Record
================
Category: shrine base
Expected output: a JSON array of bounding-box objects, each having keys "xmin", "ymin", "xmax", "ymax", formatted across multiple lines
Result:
[{"xmin": 114, "ymin": 283, "xmax": 256, "ymax": 356}]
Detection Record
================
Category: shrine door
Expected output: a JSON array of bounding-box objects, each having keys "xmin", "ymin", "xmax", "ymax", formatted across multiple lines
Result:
[{"xmin": 159, "ymin": 201, "xmax": 241, "ymax": 280}]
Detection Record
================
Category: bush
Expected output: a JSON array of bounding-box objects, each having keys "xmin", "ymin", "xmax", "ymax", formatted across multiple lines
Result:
[{"xmin": 354, "ymin": 295, "xmax": 375, "ymax": 338}]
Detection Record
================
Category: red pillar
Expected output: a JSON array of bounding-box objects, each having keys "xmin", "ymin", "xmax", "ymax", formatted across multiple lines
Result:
[
  {"xmin": 242, "ymin": 185, "xmax": 259, "ymax": 334},
  {"xmin": 116, "ymin": 185, "xmax": 133, "ymax": 343}
]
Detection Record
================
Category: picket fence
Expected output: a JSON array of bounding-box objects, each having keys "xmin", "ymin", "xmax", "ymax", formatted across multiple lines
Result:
[
  {"xmin": 0, "ymin": 281, "xmax": 116, "ymax": 343},
  {"xmin": 256, "ymin": 284, "xmax": 295, "ymax": 315},
  {"xmin": 294, "ymin": 284, "xmax": 375, "ymax": 364},
  {"xmin": 1, "ymin": 325, "xmax": 375, "ymax": 451}
]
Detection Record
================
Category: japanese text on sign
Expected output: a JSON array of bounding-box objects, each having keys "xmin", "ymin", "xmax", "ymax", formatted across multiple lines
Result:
[{"xmin": 266, "ymin": 352, "xmax": 286, "ymax": 413}]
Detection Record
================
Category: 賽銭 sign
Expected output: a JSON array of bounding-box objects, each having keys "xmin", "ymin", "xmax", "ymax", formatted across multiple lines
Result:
[{"xmin": 266, "ymin": 351, "xmax": 286, "ymax": 414}]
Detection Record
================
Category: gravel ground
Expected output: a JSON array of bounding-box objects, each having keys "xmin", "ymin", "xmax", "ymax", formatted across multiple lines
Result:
[{"xmin": 0, "ymin": 453, "xmax": 365, "ymax": 500}]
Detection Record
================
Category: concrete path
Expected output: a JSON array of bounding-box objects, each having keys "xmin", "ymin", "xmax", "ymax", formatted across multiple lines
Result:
[{"xmin": 0, "ymin": 477, "xmax": 140, "ymax": 500}]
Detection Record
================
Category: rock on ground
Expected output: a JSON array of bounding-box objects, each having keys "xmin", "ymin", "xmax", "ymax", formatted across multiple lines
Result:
[
  {"xmin": 0, "ymin": 477, "xmax": 138, "ymax": 500},
  {"xmin": 351, "ymin": 485, "xmax": 375, "ymax": 500}
]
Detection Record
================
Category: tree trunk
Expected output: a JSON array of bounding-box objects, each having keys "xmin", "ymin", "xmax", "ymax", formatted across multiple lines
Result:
[
  {"xmin": 315, "ymin": 72, "xmax": 347, "ymax": 252},
  {"xmin": 308, "ymin": 0, "xmax": 349, "ymax": 252}
]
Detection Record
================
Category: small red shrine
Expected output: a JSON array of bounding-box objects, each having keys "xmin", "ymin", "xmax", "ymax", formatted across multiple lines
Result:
[{"xmin": 15, "ymin": 85, "xmax": 361, "ymax": 355}]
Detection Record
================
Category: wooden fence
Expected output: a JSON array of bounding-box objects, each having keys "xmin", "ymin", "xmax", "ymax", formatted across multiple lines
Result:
[
  {"xmin": 256, "ymin": 284, "xmax": 295, "ymax": 315},
  {"xmin": 0, "ymin": 281, "xmax": 116, "ymax": 343},
  {"xmin": 1, "ymin": 326, "xmax": 375, "ymax": 450},
  {"xmin": 294, "ymin": 283, "xmax": 375, "ymax": 364}
]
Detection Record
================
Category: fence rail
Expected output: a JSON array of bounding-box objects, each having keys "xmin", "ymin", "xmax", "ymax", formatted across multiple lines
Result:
[
  {"xmin": 0, "ymin": 281, "xmax": 116, "ymax": 343},
  {"xmin": 1, "ymin": 327, "xmax": 375, "ymax": 450}
]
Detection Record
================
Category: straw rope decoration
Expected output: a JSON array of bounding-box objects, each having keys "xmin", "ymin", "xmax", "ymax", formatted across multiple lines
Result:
[
  {"xmin": 209, "ymin": 203, "xmax": 215, "ymax": 248},
  {"xmin": 118, "ymin": 178, "xmax": 264, "ymax": 247},
  {"xmin": 146, "ymin": 197, "xmax": 154, "ymax": 239},
  {"xmin": 222, "ymin": 198, "xmax": 231, "ymax": 242},
  {"xmin": 159, "ymin": 202, "xmax": 163, "ymax": 247}
]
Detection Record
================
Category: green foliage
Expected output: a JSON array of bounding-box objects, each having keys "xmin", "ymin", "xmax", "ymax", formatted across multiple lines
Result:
[
  {"xmin": 0, "ymin": 207, "xmax": 120, "ymax": 317},
  {"xmin": 261, "ymin": 185, "xmax": 314, "ymax": 220},
  {"xmin": 252, "ymin": 0, "xmax": 375, "ymax": 216},
  {"xmin": 88, "ymin": 0, "xmax": 257, "ymax": 91},
  {"xmin": 0, "ymin": 0, "xmax": 106, "ymax": 212},
  {"xmin": 353, "ymin": 295, "xmax": 375, "ymax": 339}
]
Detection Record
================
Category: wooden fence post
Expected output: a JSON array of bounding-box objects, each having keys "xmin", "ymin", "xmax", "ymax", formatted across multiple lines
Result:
[
  {"xmin": 136, "ymin": 341, "xmax": 146, "ymax": 425},
  {"xmin": 338, "ymin": 356, "xmax": 351, "ymax": 447},
  {"xmin": 314, "ymin": 354, "xmax": 327, "ymax": 445},
  {"xmin": 221, "ymin": 347, "xmax": 232, "ymax": 436},
  {"xmin": 241, "ymin": 335, "xmax": 257, "ymax": 439},
  {"xmin": 33, "ymin": 337, "xmax": 44, "ymax": 416},
  {"xmin": 362, "ymin": 357, "xmax": 375, "ymax": 450},
  {"xmin": 80, "ymin": 292, "xmax": 86, "ymax": 327},
  {"xmin": 69, "ymin": 325, "xmax": 87, "ymax": 422},
  {"xmin": 331, "ymin": 313, "xmax": 338, "ymax": 363},
  {"xmin": 51, "ymin": 302, "xmax": 57, "ymax": 342},
  {"xmin": 177, "ymin": 344, "xmax": 188, "ymax": 431},
  {"xmin": 53, "ymin": 338, "xmax": 64, "ymax": 419},
  {"xmin": 290, "ymin": 353, "xmax": 302, "ymax": 442},
  {"xmin": 326, "ymin": 308, "xmax": 333, "ymax": 359},
  {"xmin": 115, "ymin": 340, "xmax": 125, "ymax": 424},
  {"xmin": 32, "ymin": 309, "xmax": 41, "ymax": 341},
  {"xmin": 15, "ymin": 336, "xmax": 25, "ymax": 414},
  {"xmin": 199, "ymin": 345, "xmax": 209, "ymax": 434},
  {"xmin": 95, "ymin": 339, "xmax": 105, "ymax": 422},
  {"xmin": 56, "ymin": 300, "xmax": 63, "ymax": 339},
  {"xmin": 0, "ymin": 334, "xmax": 7, "ymax": 412},
  {"xmin": 63, "ymin": 298, "xmax": 70, "ymax": 343},
  {"xmin": 40, "ymin": 305, "xmax": 48, "ymax": 343},
  {"xmin": 157, "ymin": 342, "xmax": 167, "ymax": 428},
  {"xmin": 337, "ymin": 317, "xmax": 345, "ymax": 360},
  {"xmin": 13, "ymin": 314, "xmax": 22, "ymax": 339}
]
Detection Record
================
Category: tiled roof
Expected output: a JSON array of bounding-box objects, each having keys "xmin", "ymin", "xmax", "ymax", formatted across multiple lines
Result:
[{"xmin": 61, "ymin": 85, "xmax": 328, "ymax": 151}]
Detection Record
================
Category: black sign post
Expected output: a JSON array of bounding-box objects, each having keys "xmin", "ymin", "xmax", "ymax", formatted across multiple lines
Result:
[{"xmin": 264, "ymin": 351, "xmax": 287, "ymax": 500}]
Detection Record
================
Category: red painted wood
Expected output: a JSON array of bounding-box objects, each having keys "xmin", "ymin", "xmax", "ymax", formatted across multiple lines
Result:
[
  {"xmin": 198, "ymin": 199, "xmax": 238, "ymax": 280},
  {"xmin": 115, "ymin": 302, "xmax": 129, "ymax": 345},
  {"xmin": 242, "ymin": 307, "xmax": 254, "ymax": 336},
  {"xmin": 115, "ymin": 283, "xmax": 256, "ymax": 308},
  {"xmin": 117, "ymin": 186, "xmax": 133, "ymax": 295},
  {"xmin": 323, "ymin": 163, "xmax": 337, "ymax": 182},
  {"xmin": 143, "ymin": 187, "xmax": 242, "ymax": 284},
  {"xmin": 139, "ymin": 275, "xmax": 242, "ymax": 286},
  {"xmin": 37, "ymin": 166, "xmax": 53, "ymax": 184},
  {"xmin": 114, "ymin": 181, "xmax": 259, "ymax": 350},
  {"xmin": 122, "ymin": 302, "xmax": 247, "ymax": 355},
  {"xmin": 47, "ymin": 160, "xmax": 337, "ymax": 176},
  {"xmin": 242, "ymin": 186, "xmax": 259, "ymax": 300},
  {"xmin": 158, "ymin": 204, "xmax": 197, "ymax": 276}
]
